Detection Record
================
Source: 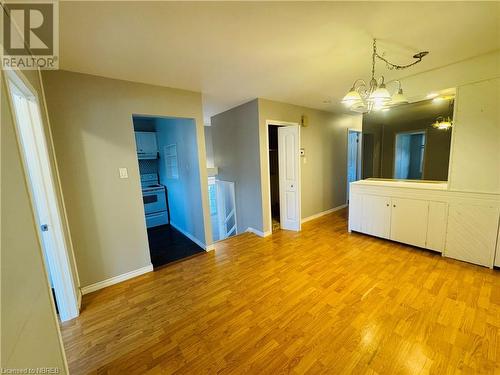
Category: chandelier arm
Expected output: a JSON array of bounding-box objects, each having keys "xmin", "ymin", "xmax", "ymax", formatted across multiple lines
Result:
[
  {"xmin": 352, "ymin": 79, "xmax": 367, "ymax": 90},
  {"xmin": 375, "ymin": 52, "xmax": 424, "ymax": 70}
]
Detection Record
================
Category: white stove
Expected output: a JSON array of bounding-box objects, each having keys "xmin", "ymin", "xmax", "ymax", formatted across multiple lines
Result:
[{"xmin": 140, "ymin": 174, "xmax": 168, "ymax": 228}]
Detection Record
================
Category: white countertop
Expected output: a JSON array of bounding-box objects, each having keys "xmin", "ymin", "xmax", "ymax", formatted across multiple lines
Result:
[{"xmin": 351, "ymin": 178, "xmax": 448, "ymax": 191}]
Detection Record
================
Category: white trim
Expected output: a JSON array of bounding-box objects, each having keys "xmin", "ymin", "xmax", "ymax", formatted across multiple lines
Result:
[
  {"xmin": 346, "ymin": 128, "xmax": 362, "ymax": 204},
  {"xmin": 264, "ymin": 120, "xmax": 302, "ymax": 234},
  {"xmin": 246, "ymin": 227, "xmax": 272, "ymax": 237},
  {"xmin": 81, "ymin": 264, "xmax": 153, "ymax": 295},
  {"xmin": 169, "ymin": 221, "xmax": 213, "ymax": 251},
  {"xmin": 301, "ymin": 204, "xmax": 348, "ymax": 223},
  {"xmin": 206, "ymin": 244, "xmax": 216, "ymax": 251},
  {"xmin": 5, "ymin": 69, "xmax": 79, "ymax": 322},
  {"xmin": 77, "ymin": 289, "xmax": 82, "ymax": 309},
  {"xmin": 38, "ymin": 69, "xmax": 81, "ymax": 290}
]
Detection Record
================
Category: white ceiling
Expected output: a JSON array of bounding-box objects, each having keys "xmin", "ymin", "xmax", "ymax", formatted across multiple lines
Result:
[{"xmin": 59, "ymin": 2, "xmax": 500, "ymax": 122}]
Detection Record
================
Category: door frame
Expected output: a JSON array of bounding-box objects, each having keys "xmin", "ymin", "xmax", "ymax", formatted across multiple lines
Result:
[
  {"xmin": 5, "ymin": 69, "xmax": 79, "ymax": 322},
  {"xmin": 346, "ymin": 128, "xmax": 362, "ymax": 204},
  {"xmin": 264, "ymin": 120, "xmax": 301, "ymax": 233},
  {"xmin": 393, "ymin": 129, "xmax": 427, "ymax": 180}
]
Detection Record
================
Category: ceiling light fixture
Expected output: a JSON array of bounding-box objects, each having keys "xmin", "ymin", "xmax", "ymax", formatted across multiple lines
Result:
[
  {"xmin": 432, "ymin": 116, "xmax": 453, "ymax": 130},
  {"xmin": 342, "ymin": 39, "xmax": 429, "ymax": 113}
]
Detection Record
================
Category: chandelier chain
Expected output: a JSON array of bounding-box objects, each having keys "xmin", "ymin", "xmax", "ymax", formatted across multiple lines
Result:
[{"xmin": 372, "ymin": 39, "xmax": 428, "ymax": 71}]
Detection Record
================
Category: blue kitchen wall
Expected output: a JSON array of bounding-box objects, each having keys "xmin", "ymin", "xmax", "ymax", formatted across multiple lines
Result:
[{"xmin": 155, "ymin": 118, "xmax": 205, "ymax": 245}]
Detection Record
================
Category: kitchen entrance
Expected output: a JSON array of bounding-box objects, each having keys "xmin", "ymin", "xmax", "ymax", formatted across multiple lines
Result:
[{"xmin": 133, "ymin": 116, "xmax": 206, "ymax": 268}]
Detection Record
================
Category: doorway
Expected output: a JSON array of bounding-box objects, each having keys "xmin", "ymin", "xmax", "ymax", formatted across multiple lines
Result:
[
  {"xmin": 6, "ymin": 70, "xmax": 79, "ymax": 322},
  {"xmin": 394, "ymin": 130, "xmax": 426, "ymax": 179},
  {"xmin": 133, "ymin": 116, "xmax": 206, "ymax": 268},
  {"xmin": 346, "ymin": 129, "xmax": 362, "ymax": 202},
  {"xmin": 266, "ymin": 121, "xmax": 301, "ymax": 233}
]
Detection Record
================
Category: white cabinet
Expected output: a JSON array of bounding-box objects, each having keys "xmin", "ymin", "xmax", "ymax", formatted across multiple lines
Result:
[
  {"xmin": 349, "ymin": 180, "xmax": 500, "ymax": 267},
  {"xmin": 390, "ymin": 198, "xmax": 429, "ymax": 248},
  {"xmin": 445, "ymin": 204, "xmax": 499, "ymax": 267},
  {"xmin": 361, "ymin": 195, "xmax": 391, "ymax": 239},
  {"xmin": 135, "ymin": 132, "xmax": 158, "ymax": 159},
  {"xmin": 495, "ymin": 227, "xmax": 500, "ymax": 268},
  {"xmin": 426, "ymin": 201, "xmax": 448, "ymax": 252},
  {"xmin": 348, "ymin": 193, "xmax": 362, "ymax": 232}
]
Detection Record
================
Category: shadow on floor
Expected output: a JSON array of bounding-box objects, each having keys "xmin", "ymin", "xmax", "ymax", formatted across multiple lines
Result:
[{"xmin": 147, "ymin": 224, "xmax": 204, "ymax": 268}]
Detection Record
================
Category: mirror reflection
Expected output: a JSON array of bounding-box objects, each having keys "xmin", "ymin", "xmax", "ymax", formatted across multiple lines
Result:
[{"xmin": 362, "ymin": 97, "xmax": 454, "ymax": 181}]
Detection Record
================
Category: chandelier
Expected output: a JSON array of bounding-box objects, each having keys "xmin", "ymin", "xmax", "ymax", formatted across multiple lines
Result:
[
  {"xmin": 432, "ymin": 116, "xmax": 453, "ymax": 130},
  {"xmin": 342, "ymin": 39, "xmax": 429, "ymax": 113}
]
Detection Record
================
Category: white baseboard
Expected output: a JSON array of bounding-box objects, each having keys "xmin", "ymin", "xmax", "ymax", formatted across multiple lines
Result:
[
  {"xmin": 301, "ymin": 204, "xmax": 347, "ymax": 224},
  {"xmin": 81, "ymin": 264, "xmax": 153, "ymax": 295},
  {"xmin": 246, "ymin": 227, "xmax": 272, "ymax": 237},
  {"xmin": 170, "ymin": 221, "xmax": 213, "ymax": 251}
]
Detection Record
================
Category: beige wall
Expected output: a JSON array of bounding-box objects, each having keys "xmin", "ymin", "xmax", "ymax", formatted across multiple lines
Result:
[
  {"xmin": 1, "ymin": 72, "xmax": 68, "ymax": 372},
  {"xmin": 211, "ymin": 99, "xmax": 263, "ymax": 233},
  {"xmin": 41, "ymin": 70, "xmax": 212, "ymax": 287},
  {"xmin": 258, "ymin": 99, "xmax": 362, "ymax": 233}
]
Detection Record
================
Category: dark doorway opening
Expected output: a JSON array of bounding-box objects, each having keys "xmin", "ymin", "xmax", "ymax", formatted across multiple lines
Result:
[{"xmin": 268, "ymin": 126, "xmax": 280, "ymax": 232}]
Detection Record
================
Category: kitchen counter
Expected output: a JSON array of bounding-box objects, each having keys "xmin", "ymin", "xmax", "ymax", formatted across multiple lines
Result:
[{"xmin": 351, "ymin": 178, "xmax": 448, "ymax": 191}]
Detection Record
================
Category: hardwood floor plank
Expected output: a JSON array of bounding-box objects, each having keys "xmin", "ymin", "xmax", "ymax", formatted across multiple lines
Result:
[{"xmin": 61, "ymin": 209, "xmax": 500, "ymax": 374}]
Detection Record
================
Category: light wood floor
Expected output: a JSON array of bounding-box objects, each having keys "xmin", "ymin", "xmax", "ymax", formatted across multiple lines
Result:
[{"xmin": 61, "ymin": 209, "xmax": 500, "ymax": 374}]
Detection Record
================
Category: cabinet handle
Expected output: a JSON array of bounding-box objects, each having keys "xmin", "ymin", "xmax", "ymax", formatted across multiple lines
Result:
[
  {"xmin": 393, "ymin": 205, "xmax": 396, "ymax": 208},
  {"xmin": 386, "ymin": 204, "xmax": 389, "ymax": 207}
]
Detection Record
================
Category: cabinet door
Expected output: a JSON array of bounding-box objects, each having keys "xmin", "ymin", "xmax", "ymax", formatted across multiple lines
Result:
[
  {"xmin": 445, "ymin": 203, "xmax": 499, "ymax": 267},
  {"xmin": 495, "ymin": 226, "xmax": 500, "ymax": 268},
  {"xmin": 361, "ymin": 195, "xmax": 391, "ymax": 239},
  {"xmin": 390, "ymin": 198, "xmax": 429, "ymax": 248},
  {"xmin": 348, "ymin": 193, "xmax": 362, "ymax": 232},
  {"xmin": 134, "ymin": 132, "xmax": 143, "ymax": 153},
  {"xmin": 141, "ymin": 132, "xmax": 158, "ymax": 154},
  {"xmin": 426, "ymin": 201, "xmax": 448, "ymax": 253}
]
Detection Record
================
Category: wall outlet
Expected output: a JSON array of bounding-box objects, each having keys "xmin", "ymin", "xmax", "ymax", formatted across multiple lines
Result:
[{"xmin": 119, "ymin": 168, "xmax": 128, "ymax": 179}]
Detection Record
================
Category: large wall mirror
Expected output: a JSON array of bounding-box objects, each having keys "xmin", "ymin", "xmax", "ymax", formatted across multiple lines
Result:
[{"xmin": 362, "ymin": 96, "xmax": 454, "ymax": 181}]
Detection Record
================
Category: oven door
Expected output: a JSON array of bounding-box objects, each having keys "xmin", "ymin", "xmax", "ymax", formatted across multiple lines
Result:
[{"xmin": 143, "ymin": 189, "xmax": 167, "ymax": 214}]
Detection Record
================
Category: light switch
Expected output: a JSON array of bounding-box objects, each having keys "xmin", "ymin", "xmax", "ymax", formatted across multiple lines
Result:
[{"xmin": 119, "ymin": 168, "xmax": 128, "ymax": 179}]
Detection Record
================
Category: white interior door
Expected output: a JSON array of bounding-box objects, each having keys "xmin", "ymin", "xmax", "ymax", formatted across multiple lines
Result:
[
  {"xmin": 278, "ymin": 125, "xmax": 301, "ymax": 231},
  {"xmin": 347, "ymin": 131, "xmax": 361, "ymax": 181},
  {"xmin": 7, "ymin": 72, "xmax": 79, "ymax": 322}
]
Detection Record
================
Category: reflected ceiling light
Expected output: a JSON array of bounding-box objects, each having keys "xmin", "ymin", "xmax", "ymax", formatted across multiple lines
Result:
[
  {"xmin": 342, "ymin": 39, "xmax": 428, "ymax": 113},
  {"xmin": 432, "ymin": 116, "xmax": 453, "ymax": 130},
  {"xmin": 426, "ymin": 93, "xmax": 439, "ymax": 99}
]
